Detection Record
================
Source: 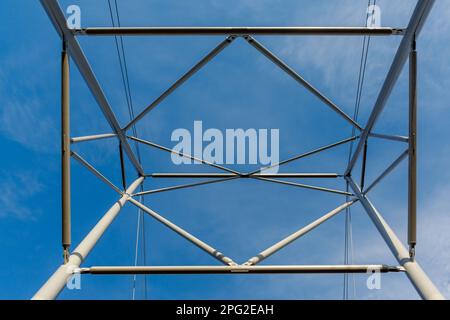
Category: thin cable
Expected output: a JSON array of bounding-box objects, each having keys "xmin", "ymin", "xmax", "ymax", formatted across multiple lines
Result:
[
  {"xmin": 344, "ymin": 0, "xmax": 376, "ymax": 300},
  {"xmin": 141, "ymin": 196, "xmax": 148, "ymax": 300},
  {"xmin": 114, "ymin": 1, "xmax": 141, "ymax": 158},
  {"xmin": 108, "ymin": 0, "xmax": 148, "ymax": 299},
  {"xmin": 132, "ymin": 201, "xmax": 141, "ymax": 300},
  {"xmin": 108, "ymin": 0, "xmax": 142, "ymax": 163},
  {"xmin": 116, "ymin": 1, "xmax": 148, "ymax": 299}
]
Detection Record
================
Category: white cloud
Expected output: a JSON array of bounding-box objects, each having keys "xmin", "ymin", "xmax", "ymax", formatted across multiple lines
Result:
[
  {"xmin": 0, "ymin": 45, "xmax": 59, "ymax": 154},
  {"xmin": 0, "ymin": 97, "xmax": 58, "ymax": 153},
  {"xmin": 0, "ymin": 171, "xmax": 44, "ymax": 220}
]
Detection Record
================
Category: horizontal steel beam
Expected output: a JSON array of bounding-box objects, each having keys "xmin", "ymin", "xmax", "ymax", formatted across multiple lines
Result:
[
  {"xmin": 149, "ymin": 173, "xmax": 340, "ymax": 179},
  {"xmin": 135, "ymin": 173, "xmax": 342, "ymax": 196},
  {"xmin": 79, "ymin": 265, "xmax": 403, "ymax": 274},
  {"xmin": 71, "ymin": 133, "xmax": 117, "ymax": 144},
  {"xmin": 74, "ymin": 27, "xmax": 404, "ymax": 36}
]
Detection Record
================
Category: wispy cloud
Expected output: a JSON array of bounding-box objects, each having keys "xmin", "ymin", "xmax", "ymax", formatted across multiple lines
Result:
[
  {"xmin": 0, "ymin": 46, "xmax": 59, "ymax": 154},
  {"xmin": 0, "ymin": 97, "xmax": 58, "ymax": 153},
  {"xmin": 0, "ymin": 171, "xmax": 44, "ymax": 220}
]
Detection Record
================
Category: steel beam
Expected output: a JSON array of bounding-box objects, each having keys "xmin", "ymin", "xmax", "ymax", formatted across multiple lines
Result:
[
  {"xmin": 252, "ymin": 176, "xmax": 353, "ymax": 196},
  {"xmin": 345, "ymin": 0, "xmax": 435, "ymax": 176},
  {"xmin": 360, "ymin": 142, "xmax": 368, "ymax": 190},
  {"xmin": 32, "ymin": 177, "xmax": 144, "ymax": 300},
  {"xmin": 71, "ymin": 133, "xmax": 117, "ymax": 144},
  {"xmin": 249, "ymin": 136, "xmax": 358, "ymax": 175},
  {"xmin": 71, "ymin": 151, "xmax": 122, "ymax": 194},
  {"xmin": 129, "ymin": 135, "xmax": 240, "ymax": 175},
  {"xmin": 123, "ymin": 37, "xmax": 235, "ymax": 131},
  {"xmin": 245, "ymin": 200, "xmax": 356, "ymax": 265},
  {"xmin": 40, "ymin": 0, "xmax": 144, "ymax": 176},
  {"xmin": 74, "ymin": 27, "xmax": 404, "ymax": 37},
  {"xmin": 61, "ymin": 42, "xmax": 71, "ymax": 262},
  {"xmin": 134, "ymin": 177, "xmax": 239, "ymax": 196},
  {"xmin": 119, "ymin": 142, "xmax": 127, "ymax": 190},
  {"xmin": 363, "ymin": 150, "xmax": 408, "ymax": 194},
  {"xmin": 128, "ymin": 198, "xmax": 236, "ymax": 266},
  {"xmin": 369, "ymin": 132, "xmax": 408, "ymax": 143},
  {"xmin": 346, "ymin": 176, "xmax": 444, "ymax": 300},
  {"xmin": 79, "ymin": 265, "xmax": 404, "ymax": 274},
  {"xmin": 408, "ymin": 40, "xmax": 417, "ymax": 256},
  {"xmin": 246, "ymin": 36, "xmax": 362, "ymax": 131},
  {"xmin": 149, "ymin": 173, "xmax": 340, "ymax": 179}
]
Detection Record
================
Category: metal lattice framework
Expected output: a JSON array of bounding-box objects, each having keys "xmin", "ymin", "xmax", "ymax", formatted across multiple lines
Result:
[{"xmin": 33, "ymin": 0, "xmax": 444, "ymax": 300}]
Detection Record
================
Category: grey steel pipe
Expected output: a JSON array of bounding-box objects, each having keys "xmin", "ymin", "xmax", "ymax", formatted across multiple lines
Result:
[
  {"xmin": 363, "ymin": 150, "xmax": 408, "ymax": 195},
  {"xmin": 74, "ymin": 27, "xmax": 404, "ymax": 37},
  {"xmin": 245, "ymin": 200, "xmax": 356, "ymax": 265},
  {"xmin": 249, "ymin": 136, "xmax": 358, "ymax": 175},
  {"xmin": 61, "ymin": 43, "xmax": 71, "ymax": 262},
  {"xmin": 245, "ymin": 36, "xmax": 362, "ymax": 131},
  {"xmin": 408, "ymin": 41, "xmax": 417, "ymax": 256},
  {"xmin": 32, "ymin": 177, "xmax": 144, "ymax": 300},
  {"xmin": 360, "ymin": 142, "xmax": 368, "ymax": 190},
  {"xmin": 123, "ymin": 36, "xmax": 235, "ymax": 131},
  {"xmin": 346, "ymin": 176, "xmax": 444, "ymax": 300},
  {"xmin": 129, "ymin": 135, "xmax": 240, "ymax": 175},
  {"xmin": 79, "ymin": 264, "xmax": 403, "ymax": 274},
  {"xmin": 134, "ymin": 176, "xmax": 239, "ymax": 196},
  {"xmin": 71, "ymin": 133, "xmax": 117, "ymax": 144},
  {"xmin": 252, "ymin": 176, "xmax": 353, "ymax": 196},
  {"xmin": 150, "ymin": 173, "xmax": 340, "ymax": 179},
  {"xmin": 128, "ymin": 198, "xmax": 236, "ymax": 266},
  {"xmin": 71, "ymin": 151, "xmax": 122, "ymax": 194},
  {"xmin": 369, "ymin": 132, "xmax": 408, "ymax": 143}
]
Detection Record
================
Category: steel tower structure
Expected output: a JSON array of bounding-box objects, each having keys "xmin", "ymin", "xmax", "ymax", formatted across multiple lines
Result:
[{"xmin": 33, "ymin": 0, "xmax": 444, "ymax": 300}]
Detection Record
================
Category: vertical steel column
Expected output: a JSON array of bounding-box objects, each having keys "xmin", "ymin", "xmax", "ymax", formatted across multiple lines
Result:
[
  {"xmin": 61, "ymin": 40, "xmax": 71, "ymax": 262},
  {"xmin": 408, "ymin": 38, "xmax": 417, "ymax": 257}
]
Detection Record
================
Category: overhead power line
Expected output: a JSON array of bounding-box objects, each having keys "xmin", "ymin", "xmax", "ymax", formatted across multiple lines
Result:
[
  {"xmin": 344, "ymin": 0, "xmax": 376, "ymax": 300},
  {"xmin": 107, "ymin": 0, "xmax": 148, "ymax": 300}
]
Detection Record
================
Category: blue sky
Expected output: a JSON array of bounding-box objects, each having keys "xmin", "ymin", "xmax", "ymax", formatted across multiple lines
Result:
[{"xmin": 1, "ymin": 0, "xmax": 450, "ymax": 300}]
